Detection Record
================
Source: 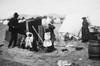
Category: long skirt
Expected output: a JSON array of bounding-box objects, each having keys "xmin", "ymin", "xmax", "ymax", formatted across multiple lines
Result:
[{"xmin": 82, "ymin": 26, "xmax": 90, "ymax": 42}]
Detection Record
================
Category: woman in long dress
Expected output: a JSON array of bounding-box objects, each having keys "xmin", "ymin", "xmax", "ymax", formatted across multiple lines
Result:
[{"xmin": 81, "ymin": 17, "xmax": 90, "ymax": 42}]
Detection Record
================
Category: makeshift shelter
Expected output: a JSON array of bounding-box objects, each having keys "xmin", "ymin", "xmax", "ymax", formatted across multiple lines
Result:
[
  {"xmin": 59, "ymin": 11, "xmax": 100, "ymax": 39},
  {"xmin": 59, "ymin": 13, "xmax": 94, "ymax": 37},
  {"xmin": 59, "ymin": 14, "xmax": 89, "ymax": 37}
]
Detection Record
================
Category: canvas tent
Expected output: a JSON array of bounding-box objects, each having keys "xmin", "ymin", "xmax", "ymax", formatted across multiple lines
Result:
[
  {"xmin": 59, "ymin": 14, "xmax": 90, "ymax": 37},
  {"xmin": 59, "ymin": 11, "xmax": 100, "ymax": 38}
]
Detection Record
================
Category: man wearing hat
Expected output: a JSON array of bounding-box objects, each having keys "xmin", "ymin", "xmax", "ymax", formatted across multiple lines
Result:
[
  {"xmin": 8, "ymin": 12, "xmax": 19, "ymax": 48},
  {"xmin": 81, "ymin": 17, "xmax": 90, "ymax": 42}
]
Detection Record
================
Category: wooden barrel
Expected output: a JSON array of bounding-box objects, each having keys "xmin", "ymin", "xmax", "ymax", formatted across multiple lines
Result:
[{"xmin": 88, "ymin": 40, "xmax": 100, "ymax": 59}]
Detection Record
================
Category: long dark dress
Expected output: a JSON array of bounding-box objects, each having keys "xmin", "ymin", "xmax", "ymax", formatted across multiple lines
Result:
[
  {"xmin": 48, "ymin": 23, "xmax": 56, "ymax": 51},
  {"xmin": 82, "ymin": 20, "xmax": 90, "ymax": 42},
  {"xmin": 43, "ymin": 23, "xmax": 56, "ymax": 52}
]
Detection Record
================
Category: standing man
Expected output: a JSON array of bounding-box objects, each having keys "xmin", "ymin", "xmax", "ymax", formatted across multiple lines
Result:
[
  {"xmin": 81, "ymin": 17, "xmax": 90, "ymax": 42},
  {"xmin": 8, "ymin": 12, "xmax": 19, "ymax": 48}
]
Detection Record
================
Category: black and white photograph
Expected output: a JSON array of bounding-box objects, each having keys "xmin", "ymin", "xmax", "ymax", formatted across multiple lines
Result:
[{"xmin": 0, "ymin": 0, "xmax": 100, "ymax": 66}]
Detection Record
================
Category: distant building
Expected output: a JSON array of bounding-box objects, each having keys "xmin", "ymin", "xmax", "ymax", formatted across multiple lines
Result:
[{"xmin": 3, "ymin": 19, "xmax": 9, "ymax": 25}]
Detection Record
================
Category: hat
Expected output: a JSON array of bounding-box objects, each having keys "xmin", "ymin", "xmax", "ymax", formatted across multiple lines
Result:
[
  {"xmin": 14, "ymin": 12, "xmax": 19, "ymax": 17},
  {"xmin": 82, "ymin": 17, "xmax": 86, "ymax": 19}
]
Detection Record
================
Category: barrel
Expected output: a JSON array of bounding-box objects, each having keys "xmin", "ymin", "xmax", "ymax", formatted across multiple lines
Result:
[{"xmin": 88, "ymin": 40, "xmax": 100, "ymax": 59}]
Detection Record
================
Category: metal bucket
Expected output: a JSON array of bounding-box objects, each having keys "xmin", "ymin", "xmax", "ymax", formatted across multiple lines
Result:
[{"xmin": 88, "ymin": 40, "xmax": 100, "ymax": 59}]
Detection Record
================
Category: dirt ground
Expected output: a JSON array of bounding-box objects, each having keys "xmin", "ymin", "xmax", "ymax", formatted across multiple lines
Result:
[
  {"xmin": 0, "ymin": 40, "xmax": 100, "ymax": 66},
  {"xmin": 0, "ymin": 23, "xmax": 100, "ymax": 66},
  {"xmin": 0, "ymin": 57, "xmax": 29, "ymax": 66}
]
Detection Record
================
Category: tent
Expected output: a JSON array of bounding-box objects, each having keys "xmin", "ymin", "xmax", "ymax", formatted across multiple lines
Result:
[
  {"xmin": 59, "ymin": 13, "xmax": 89, "ymax": 37},
  {"xmin": 59, "ymin": 11, "xmax": 100, "ymax": 38}
]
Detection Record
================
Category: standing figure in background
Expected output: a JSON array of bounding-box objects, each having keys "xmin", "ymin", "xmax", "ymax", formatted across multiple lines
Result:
[
  {"xmin": 81, "ymin": 17, "xmax": 90, "ymax": 42},
  {"xmin": 7, "ymin": 12, "xmax": 19, "ymax": 48}
]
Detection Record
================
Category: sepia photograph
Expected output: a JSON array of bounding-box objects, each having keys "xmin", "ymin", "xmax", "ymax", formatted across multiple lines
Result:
[{"xmin": 0, "ymin": 0, "xmax": 100, "ymax": 66}]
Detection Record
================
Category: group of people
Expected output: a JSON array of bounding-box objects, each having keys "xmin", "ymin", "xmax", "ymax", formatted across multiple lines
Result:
[
  {"xmin": 7, "ymin": 12, "xmax": 56, "ymax": 52},
  {"xmin": 7, "ymin": 12, "xmax": 91, "ymax": 53}
]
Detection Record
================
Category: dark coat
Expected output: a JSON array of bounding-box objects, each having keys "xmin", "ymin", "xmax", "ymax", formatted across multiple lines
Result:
[{"xmin": 8, "ymin": 17, "xmax": 19, "ymax": 32}]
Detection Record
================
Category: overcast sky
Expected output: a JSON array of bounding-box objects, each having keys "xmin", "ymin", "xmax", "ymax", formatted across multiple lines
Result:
[{"xmin": 0, "ymin": 0, "xmax": 100, "ymax": 19}]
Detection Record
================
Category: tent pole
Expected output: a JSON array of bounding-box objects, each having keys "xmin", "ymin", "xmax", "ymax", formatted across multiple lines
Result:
[{"xmin": 32, "ymin": 26, "xmax": 44, "ymax": 44}]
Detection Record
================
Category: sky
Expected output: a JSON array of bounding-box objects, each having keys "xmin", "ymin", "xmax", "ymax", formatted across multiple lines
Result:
[
  {"xmin": 0, "ymin": 0, "xmax": 100, "ymax": 18},
  {"xmin": 0, "ymin": 0, "xmax": 100, "ymax": 35}
]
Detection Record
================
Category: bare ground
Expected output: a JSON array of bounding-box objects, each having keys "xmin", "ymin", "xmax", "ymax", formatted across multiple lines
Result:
[
  {"xmin": 0, "ymin": 23, "xmax": 100, "ymax": 66},
  {"xmin": 0, "ymin": 40, "xmax": 100, "ymax": 66}
]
